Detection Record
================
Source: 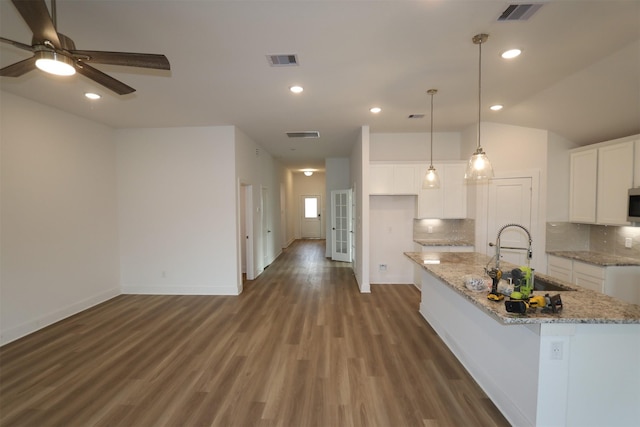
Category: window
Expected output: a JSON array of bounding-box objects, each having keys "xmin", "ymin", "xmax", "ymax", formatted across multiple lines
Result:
[{"xmin": 304, "ymin": 197, "xmax": 318, "ymax": 218}]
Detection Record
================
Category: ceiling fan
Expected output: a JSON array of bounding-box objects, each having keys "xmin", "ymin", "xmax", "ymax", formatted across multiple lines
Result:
[{"xmin": 0, "ymin": 0, "xmax": 170, "ymax": 95}]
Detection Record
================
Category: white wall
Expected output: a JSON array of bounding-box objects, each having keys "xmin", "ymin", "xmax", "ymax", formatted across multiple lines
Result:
[
  {"xmin": 370, "ymin": 132, "xmax": 462, "ymax": 161},
  {"xmin": 235, "ymin": 128, "xmax": 283, "ymax": 278},
  {"xmin": 1, "ymin": 92, "xmax": 120, "ymax": 345},
  {"xmin": 325, "ymin": 157, "xmax": 351, "ymax": 257},
  {"xmin": 369, "ymin": 196, "xmax": 417, "ymax": 284},
  {"xmin": 351, "ymin": 126, "xmax": 370, "ymax": 292},
  {"xmin": 116, "ymin": 126, "xmax": 240, "ymax": 295},
  {"xmin": 280, "ymin": 168, "xmax": 295, "ymax": 248},
  {"xmin": 547, "ymin": 132, "xmax": 579, "ymax": 221}
]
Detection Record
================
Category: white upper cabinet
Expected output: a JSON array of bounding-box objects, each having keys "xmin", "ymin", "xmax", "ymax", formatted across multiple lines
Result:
[
  {"xmin": 596, "ymin": 141, "xmax": 634, "ymax": 225},
  {"xmin": 369, "ymin": 163, "xmax": 418, "ymax": 195},
  {"xmin": 417, "ymin": 162, "xmax": 466, "ymax": 219},
  {"xmin": 569, "ymin": 149, "xmax": 597, "ymax": 223},
  {"xmin": 569, "ymin": 136, "xmax": 637, "ymax": 226},
  {"xmin": 634, "ymin": 140, "xmax": 640, "ymax": 187}
]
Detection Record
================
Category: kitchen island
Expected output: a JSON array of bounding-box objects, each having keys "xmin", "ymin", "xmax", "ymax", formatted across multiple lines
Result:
[{"xmin": 405, "ymin": 251, "xmax": 640, "ymax": 427}]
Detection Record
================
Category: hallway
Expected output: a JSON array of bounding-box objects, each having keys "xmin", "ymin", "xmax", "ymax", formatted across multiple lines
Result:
[{"xmin": 0, "ymin": 240, "xmax": 509, "ymax": 426}]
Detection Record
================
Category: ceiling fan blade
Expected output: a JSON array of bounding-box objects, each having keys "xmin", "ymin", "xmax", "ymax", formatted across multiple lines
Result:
[
  {"xmin": 12, "ymin": 0, "xmax": 61, "ymax": 48},
  {"xmin": 0, "ymin": 36, "xmax": 35, "ymax": 52},
  {"xmin": 70, "ymin": 50, "xmax": 170, "ymax": 70},
  {"xmin": 75, "ymin": 62, "xmax": 135, "ymax": 95},
  {"xmin": 0, "ymin": 56, "xmax": 37, "ymax": 77}
]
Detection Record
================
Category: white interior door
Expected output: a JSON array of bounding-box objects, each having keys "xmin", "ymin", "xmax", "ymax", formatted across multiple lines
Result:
[
  {"xmin": 487, "ymin": 177, "xmax": 532, "ymax": 267},
  {"xmin": 331, "ymin": 189, "xmax": 352, "ymax": 262},
  {"xmin": 242, "ymin": 184, "xmax": 255, "ymax": 280},
  {"xmin": 261, "ymin": 187, "xmax": 270, "ymax": 267},
  {"xmin": 301, "ymin": 195, "xmax": 322, "ymax": 238}
]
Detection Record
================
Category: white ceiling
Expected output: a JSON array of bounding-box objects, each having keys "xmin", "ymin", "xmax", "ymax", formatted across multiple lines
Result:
[{"xmin": 1, "ymin": 0, "xmax": 639, "ymax": 172}]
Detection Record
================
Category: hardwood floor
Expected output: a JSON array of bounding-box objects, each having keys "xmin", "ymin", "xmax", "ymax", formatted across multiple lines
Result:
[{"xmin": 0, "ymin": 240, "xmax": 510, "ymax": 427}]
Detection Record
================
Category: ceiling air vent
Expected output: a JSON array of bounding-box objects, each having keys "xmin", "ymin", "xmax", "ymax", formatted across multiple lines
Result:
[
  {"xmin": 408, "ymin": 114, "xmax": 425, "ymax": 119},
  {"xmin": 286, "ymin": 131, "xmax": 320, "ymax": 138},
  {"xmin": 267, "ymin": 54, "xmax": 299, "ymax": 66},
  {"xmin": 497, "ymin": 3, "xmax": 543, "ymax": 21}
]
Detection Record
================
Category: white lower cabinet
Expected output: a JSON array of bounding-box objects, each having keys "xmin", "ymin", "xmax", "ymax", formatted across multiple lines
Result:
[
  {"xmin": 547, "ymin": 255, "xmax": 640, "ymax": 304},
  {"xmin": 547, "ymin": 255, "xmax": 572, "ymax": 282},
  {"xmin": 572, "ymin": 261, "xmax": 605, "ymax": 293}
]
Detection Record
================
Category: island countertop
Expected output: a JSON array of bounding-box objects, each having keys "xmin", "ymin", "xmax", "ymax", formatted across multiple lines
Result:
[
  {"xmin": 547, "ymin": 250, "xmax": 640, "ymax": 266},
  {"xmin": 405, "ymin": 251, "xmax": 640, "ymax": 325}
]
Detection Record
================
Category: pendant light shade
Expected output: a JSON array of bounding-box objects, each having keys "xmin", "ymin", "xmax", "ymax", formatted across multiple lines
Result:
[
  {"xmin": 422, "ymin": 89, "xmax": 440, "ymax": 189},
  {"xmin": 465, "ymin": 33, "xmax": 494, "ymax": 181}
]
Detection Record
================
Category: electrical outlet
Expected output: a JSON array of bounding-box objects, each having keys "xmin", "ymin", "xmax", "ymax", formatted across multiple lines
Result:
[
  {"xmin": 379, "ymin": 264, "xmax": 387, "ymax": 271},
  {"xmin": 551, "ymin": 341, "xmax": 563, "ymax": 360},
  {"xmin": 625, "ymin": 237, "xmax": 632, "ymax": 248},
  {"xmin": 428, "ymin": 226, "xmax": 433, "ymax": 234}
]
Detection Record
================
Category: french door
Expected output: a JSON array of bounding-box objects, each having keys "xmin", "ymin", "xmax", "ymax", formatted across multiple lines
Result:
[{"xmin": 331, "ymin": 189, "xmax": 352, "ymax": 262}]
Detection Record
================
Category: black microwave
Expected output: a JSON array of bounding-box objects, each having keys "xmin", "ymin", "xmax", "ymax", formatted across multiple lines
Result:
[{"xmin": 628, "ymin": 188, "xmax": 640, "ymax": 222}]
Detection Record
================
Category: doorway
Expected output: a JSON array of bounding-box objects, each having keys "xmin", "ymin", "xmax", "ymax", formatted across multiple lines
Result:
[
  {"xmin": 261, "ymin": 187, "xmax": 271, "ymax": 267},
  {"xmin": 301, "ymin": 195, "xmax": 322, "ymax": 238},
  {"xmin": 240, "ymin": 184, "xmax": 255, "ymax": 280},
  {"xmin": 330, "ymin": 189, "xmax": 352, "ymax": 262}
]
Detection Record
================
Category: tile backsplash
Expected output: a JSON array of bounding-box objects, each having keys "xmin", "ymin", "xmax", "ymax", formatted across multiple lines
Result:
[
  {"xmin": 546, "ymin": 222, "xmax": 640, "ymax": 259},
  {"xmin": 414, "ymin": 218, "xmax": 475, "ymax": 243}
]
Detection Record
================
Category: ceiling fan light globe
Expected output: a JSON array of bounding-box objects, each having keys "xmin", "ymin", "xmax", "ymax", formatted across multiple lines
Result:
[{"xmin": 35, "ymin": 51, "xmax": 75, "ymax": 76}]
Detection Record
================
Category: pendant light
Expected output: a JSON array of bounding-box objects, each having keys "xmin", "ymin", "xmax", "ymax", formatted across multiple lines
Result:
[
  {"xmin": 422, "ymin": 89, "xmax": 440, "ymax": 189},
  {"xmin": 465, "ymin": 33, "xmax": 494, "ymax": 181}
]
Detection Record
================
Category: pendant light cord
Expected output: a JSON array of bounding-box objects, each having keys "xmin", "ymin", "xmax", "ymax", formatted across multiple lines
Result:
[
  {"xmin": 477, "ymin": 38, "xmax": 482, "ymax": 151},
  {"xmin": 430, "ymin": 91, "xmax": 434, "ymax": 167}
]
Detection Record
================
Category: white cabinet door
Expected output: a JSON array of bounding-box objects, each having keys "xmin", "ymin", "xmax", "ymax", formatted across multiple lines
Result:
[
  {"xmin": 417, "ymin": 164, "xmax": 443, "ymax": 218},
  {"xmin": 572, "ymin": 261, "xmax": 605, "ymax": 293},
  {"xmin": 547, "ymin": 255, "xmax": 572, "ymax": 282},
  {"xmin": 393, "ymin": 164, "xmax": 417, "ymax": 194},
  {"xmin": 634, "ymin": 140, "xmax": 640, "ymax": 187},
  {"xmin": 569, "ymin": 149, "xmax": 597, "ymax": 223},
  {"xmin": 369, "ymin": 164, "xmax": 417, "ymax": 195},
  {"xmin": 596, "ymin": 141, "xmax": 634, "ymax": 225},
  {"xmin": 442, "ymin": 163, "xmax": 467, "ymax": 218},
  {"xmin": 370, "ymin": 165, "xmax": 394, "ymax": 194},
  {"xmin": 417, "ymin": 162, "xmax": 466, "ymax": 219}
]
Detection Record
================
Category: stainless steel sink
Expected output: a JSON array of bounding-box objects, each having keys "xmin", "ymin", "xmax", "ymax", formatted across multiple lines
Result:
[{"xmin": 533, "ymin": 278, "xmax": 576, "ymax": 292}]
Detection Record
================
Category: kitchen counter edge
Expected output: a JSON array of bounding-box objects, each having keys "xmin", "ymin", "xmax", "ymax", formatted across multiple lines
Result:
[{"xmin": 405, "ymin": 251, "xmax": 640, "ymax": 325}]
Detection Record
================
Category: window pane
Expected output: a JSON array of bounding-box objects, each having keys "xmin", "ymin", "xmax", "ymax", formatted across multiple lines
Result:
[{"xmin": 304, "ymin": 198, "xmax": 318, "ymax": 218}]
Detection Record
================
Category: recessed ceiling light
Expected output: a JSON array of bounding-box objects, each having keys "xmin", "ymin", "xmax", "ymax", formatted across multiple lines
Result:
[
  {"xmin": 490, "ymin": 104, "xmax": 503, "ymax": 111},
  {"xmin": 303, "ymin": 170, "xmax": 313, "ymax": 176},
  {"xmin": 290, "ymin": 85, "xmax": 303, "ymax": 94},
  {"xmin": 370, "ymin": 107, "xmax": 382, "ymax": 113},
  {"xmin": 85, "ymin": 92, "xmax": 101, "ymax": 100},
  {"xmin": 501, "ymin": 49, "xmax": 522, "ymax": 59}
]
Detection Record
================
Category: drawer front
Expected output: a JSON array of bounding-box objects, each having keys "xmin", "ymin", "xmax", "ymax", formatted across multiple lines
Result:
[
  {"xmin": 573, "ymin": 272, "xmax": 604, "ymax": 293},
  {"xmin": 548, "ymin": 265, "xmax": 572, "ymax": 282},
  {"xmin": 548, "ymin": 255, "xmax": 573, "ymax": 270},
  {"xmin": 573, "ymin": 261, "xmax": 605, "ymax": 279}
]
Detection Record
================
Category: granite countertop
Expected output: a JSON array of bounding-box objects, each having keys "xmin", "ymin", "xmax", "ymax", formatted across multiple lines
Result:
[
  {"xmin": 414, "ymin": 239, "xmax": 474, "ymax": 247},
  {"xmin": 547, "ymin": 250, "xmax": 640, "ymax": 266},
  {"xmin": 405, "ymin": 251, "xmax": 640, "ymax": 325}
]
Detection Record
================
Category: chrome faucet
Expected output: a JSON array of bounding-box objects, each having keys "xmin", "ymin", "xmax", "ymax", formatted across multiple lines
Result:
[{"xmin": 489, "ymin": 223, "xmax": 533, "ymax": 270}]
